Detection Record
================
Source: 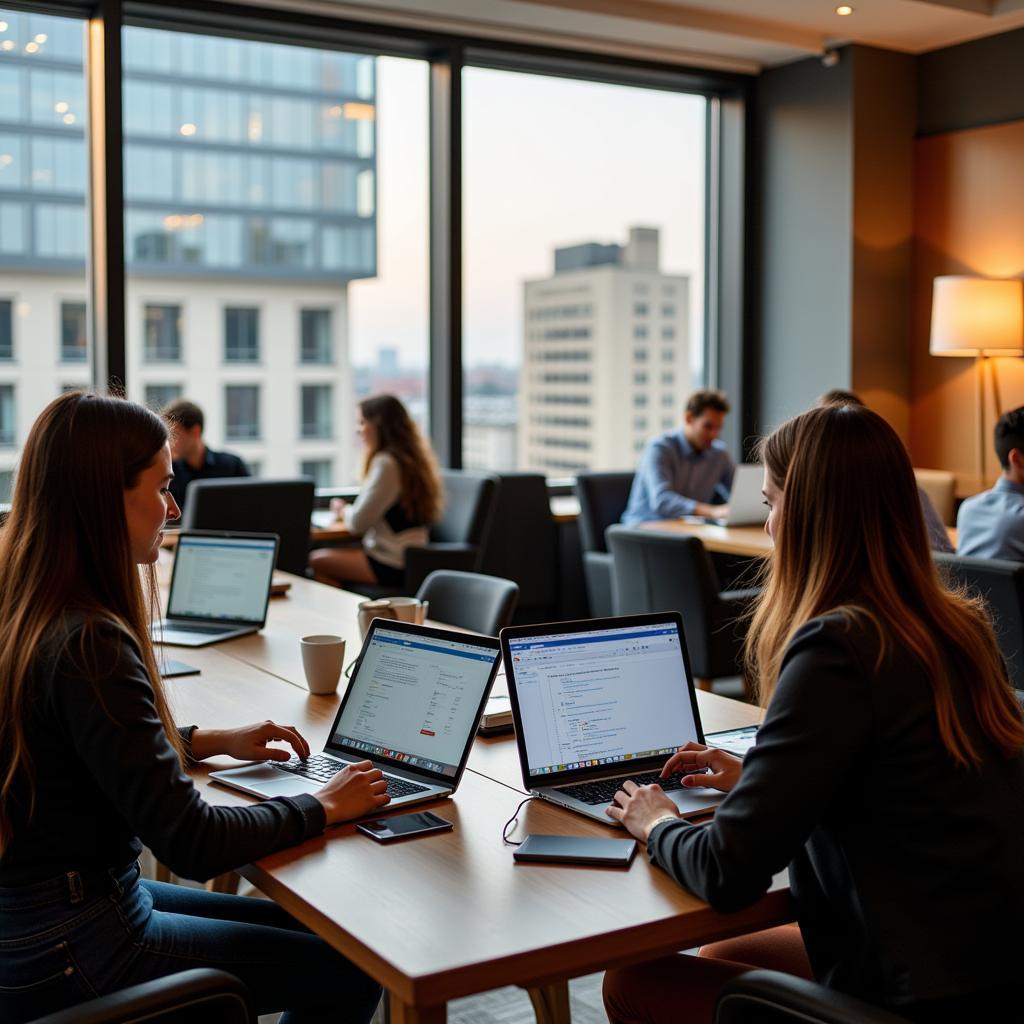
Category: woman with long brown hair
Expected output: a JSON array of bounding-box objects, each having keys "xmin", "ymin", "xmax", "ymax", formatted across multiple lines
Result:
[
  {"xmin": 0, "ymin": 392, "xmax": 390, "ymax": 1023},
  {"xmin": 604, "ymin": 403, "xmax": 1024, "ymax": 1022},
  {"xmin": 310, "ymin": 394, "xmax": 443, "ymax": 588}
]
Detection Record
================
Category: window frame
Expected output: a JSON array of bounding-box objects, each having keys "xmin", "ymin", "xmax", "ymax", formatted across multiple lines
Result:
[{"xmin": 12, "ymin": 0, "xmax": 750, "ymax": 473}]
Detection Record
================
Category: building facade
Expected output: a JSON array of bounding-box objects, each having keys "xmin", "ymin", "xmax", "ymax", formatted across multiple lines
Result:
[
  {"xmin": 0, "ymin": 11, "xmax": 378, "ymax": 498},
  {"xmin": 520, "ymin": 226, "xmax": 690, "ymax": 474}
]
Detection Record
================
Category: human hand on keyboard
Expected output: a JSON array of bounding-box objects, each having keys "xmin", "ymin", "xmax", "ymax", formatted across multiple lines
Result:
[
  {"xmin": 662, "ymin": 742, "xmax": 742, "ymax": 793},
  {"xmin": 191, "ymin": 720, "xmax": 311, "ymax": 763},
  {"xmin": 313, "ymin": 759, "xmax": 391, "ymax": 825}
]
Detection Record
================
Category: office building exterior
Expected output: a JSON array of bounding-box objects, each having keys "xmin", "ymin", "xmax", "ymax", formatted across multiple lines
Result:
[
  {"xmin": 0, "ymin": 13, "xmax": 377, "ymax": 498},
  {"xmin": 520, "ymin": 226, "xmax": 690, "ymax": 474}
]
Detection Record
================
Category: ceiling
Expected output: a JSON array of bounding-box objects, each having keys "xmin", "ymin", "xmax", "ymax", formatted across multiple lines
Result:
[{"xmin": 271, "ymin": 0, "xmax": 1024, "ymax": 71}]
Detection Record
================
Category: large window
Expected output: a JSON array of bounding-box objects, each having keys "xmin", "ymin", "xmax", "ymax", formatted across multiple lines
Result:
[
  {"xmin": 144, "ymin": 304, "xmax": 181, "ymax": 361},
  {"xmin": 462, "ymin": 68, "xmax": 706, "ymax": 475},
  {"xmin": 121, "ymin": 25, "xmax": 428, "ymax": 485},
  {"xmin": 0, "ymin": 8, "xmax": 88, "ymax": 490}
]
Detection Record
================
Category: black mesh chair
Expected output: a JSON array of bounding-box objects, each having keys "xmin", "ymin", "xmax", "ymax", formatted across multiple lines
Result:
[
  {"xmin": 356, "ymin": 470, "xmax": 500, "ymax": 598},
  {"xmin": 417, "ymin": 570, "xmax": 519, "ymax": 636},
  {"xmin": 574, "ymin": 472, "xmax": 634, "ymax": 617},
  {"xmin": 715, "ymin": 970, "xmax": 909, "ymax": 1024},
  {"xmin": 479, "ymin": 473, "xmax": 557, "ymax": 623},
  {"xmin": 606, "ymin": 525, "xmax": 759, "ymax": 691},
  {"xmin": 181, "ymin": 477, "xmax": 315, "ymax": 577},
  {"xmin": 934, "ymin": 551, "xmax": 1024, "ymax": 689},
  {"xmin": 31, "ymin": 968, "xmax": 255, "ymax": 1024}
]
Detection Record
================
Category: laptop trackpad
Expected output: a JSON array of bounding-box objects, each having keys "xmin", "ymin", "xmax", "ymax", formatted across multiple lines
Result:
[
  {"xmin": 212, "ymin": 764, "xmax": 319, "ymax": 796},
  {"xmin": 669, "ymin": 787, "xmax": 726, "ymax": 814}
]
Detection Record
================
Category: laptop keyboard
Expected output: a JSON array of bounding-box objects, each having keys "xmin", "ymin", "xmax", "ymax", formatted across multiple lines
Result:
[
  {"xmin": 556, "ymin": 769, "xmax": 702, "ymax": 805},
  {"xmin": 277, "ymin": 755, "xmax": 430, "ymax": 798},
  {"xmin": 159, "ymin": 622, "xmax": 233, "ymax": 635}
]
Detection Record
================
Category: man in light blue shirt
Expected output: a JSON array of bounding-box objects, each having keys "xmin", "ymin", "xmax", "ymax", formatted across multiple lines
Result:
[
  {"xmin": 958, "ymin": 406, "xmax": 1024, "ymax": 561},
  {"xmin": 621, "ymin": 389, "xmax": 734, "ymax": 524}
]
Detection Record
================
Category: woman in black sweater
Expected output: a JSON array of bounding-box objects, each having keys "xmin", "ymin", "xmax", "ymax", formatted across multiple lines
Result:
[
  {"xmin": 0, "ymin": 393, "xmax": 391, "ymax": 1023},
  {"xmin": 604, "ymin": 403, "xmax": 1024, "ymax": 1023}
]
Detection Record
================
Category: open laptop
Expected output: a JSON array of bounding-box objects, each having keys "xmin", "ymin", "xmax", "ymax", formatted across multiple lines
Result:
[
  {"xmin": 501, "ymin": 612, "xmax": 725, "ymax": 825},
  {"xmin": 211, "ymin": 620, "xmax": 500, "ymax": 809},
  {"xmin": 152, "ymin": 530, "xmax": 279, "ymax": 647},
  {"xmin": 707, "ymin": 463, "xmax": 767, "ymax": 527}
]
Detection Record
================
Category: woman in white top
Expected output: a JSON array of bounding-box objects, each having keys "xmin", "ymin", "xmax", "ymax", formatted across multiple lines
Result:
[{"xmin": 310, "ymin": 394, "xmax": 443, "ymax": 588}]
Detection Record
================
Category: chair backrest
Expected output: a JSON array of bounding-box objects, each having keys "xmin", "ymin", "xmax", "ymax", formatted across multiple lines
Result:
[
  {"xmin": 31, "ymin": 967, "xmax": 254, "ymax": 1024},
  {"xmin": 416, "ymin": 570, "xmax": 519, "ymax": 636},
  {"xmin": 914, "ymin": 467, "xmax": 956, "ymax": 526},
  {"xmin": 432, "ymin": 470, "xmax": 499, "ymax": 549},
  {"xmin": 181, "ymin": 477, "xmax": 315, "ymax": 576},
  {"xmin": 606, "ymin": 524, "xmax": 720, "ymax": 634},
  {"xmin": 716, "ymin": 969, "xmax": 909, "ymax": 1024},
  {"xmin": 479, "ymin": 473, "xmax": 557, "ymax": 612},
  {"xmin": 575, "ymin": 472, "xmax": 634, "ymax": 553},
  {"xmin": 934, "ymin": 551, "xmax": 1024, "ymax": 688}
]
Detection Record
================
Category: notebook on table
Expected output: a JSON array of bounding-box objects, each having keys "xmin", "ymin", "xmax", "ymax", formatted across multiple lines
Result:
[
  {"xmin": 501, "ymin": 612, "xmax": 724, "ymax": 826},
  {"xmin": 151, "ymin": 530, "xmax": 278, "ymax": 647},
  {"xmin": 211, "ymin": 620, "xmax": 500, "ymax": 811}
]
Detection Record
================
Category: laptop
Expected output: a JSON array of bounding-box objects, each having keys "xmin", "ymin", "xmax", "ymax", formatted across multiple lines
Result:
[
  {"xmin": 501, "ymin": 612, "xmax": 725, "ymax": 825},
  {"xmin": 708, "ymin": 463, "xmax": 767, "ymax": 527},
  {"xmin": 211, "ymin": 620, "xmax": 500, "ymax": 809},
  {"xmin": 152, "ymin": 530, "xmax": 279, "ymax": 647}
]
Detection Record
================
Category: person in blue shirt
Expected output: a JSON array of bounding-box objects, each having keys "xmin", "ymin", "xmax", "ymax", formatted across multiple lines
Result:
[
  {"xmin": 621, "ymin": 390, "xmax": 734, "ymax": 524},
  {"xmin": 958, "ymin": 405, "xmax": 1024, "ymax": 561}
]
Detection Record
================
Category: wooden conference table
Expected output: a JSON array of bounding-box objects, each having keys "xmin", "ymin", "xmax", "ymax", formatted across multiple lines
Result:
[{"xmin": 157, "ymin": 567, "xmax": 789, "ymax": 1024}]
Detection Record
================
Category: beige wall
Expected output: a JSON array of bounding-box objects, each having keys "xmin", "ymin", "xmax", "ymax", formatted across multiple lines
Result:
[{"xmin": 912, "ymin": 119, "xmax": 1024, "ymax": 494}]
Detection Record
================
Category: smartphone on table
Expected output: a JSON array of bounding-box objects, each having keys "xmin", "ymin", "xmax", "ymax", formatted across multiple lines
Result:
[{"xmin": 356, "ymin": 811, "xmax": 453, "ymax": 843}]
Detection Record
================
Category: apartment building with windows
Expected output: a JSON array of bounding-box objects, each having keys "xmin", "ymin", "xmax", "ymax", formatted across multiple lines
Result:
[
  {"xmin": 520, "ymin": 227, "xmax": 690, "ymax": 474},
  {"xmin": 0, "ymin": 14, "xmax": 377, "ymax": 498}
]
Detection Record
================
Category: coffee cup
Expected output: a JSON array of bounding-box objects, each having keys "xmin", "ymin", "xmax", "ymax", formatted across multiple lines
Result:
[
  {"xmin": 300, "ymin": 634, "xmax": 345, "ymax": 695},
  {"xmin": 357, "ymin": 598, "xmax": 429, "ymax": 638}
]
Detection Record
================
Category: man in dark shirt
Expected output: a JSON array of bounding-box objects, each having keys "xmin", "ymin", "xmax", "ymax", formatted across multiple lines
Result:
[{"xmin": 163, "ymin": 398, "xmax": 249, "ymax": 512}]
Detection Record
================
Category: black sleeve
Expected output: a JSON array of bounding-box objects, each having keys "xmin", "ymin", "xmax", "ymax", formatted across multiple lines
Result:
[
  {"xmin": 647, "ymin": 619, "xmax": 871, "ymax": 911},
  {"xmin": 52, "ymin": 622, "xmax": 326, "ymax": 882}
]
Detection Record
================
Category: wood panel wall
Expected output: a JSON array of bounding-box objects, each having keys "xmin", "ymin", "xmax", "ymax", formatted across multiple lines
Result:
[{"xmin": 912, "ymin": 120, "xmax": 1024, "ymax": 494}]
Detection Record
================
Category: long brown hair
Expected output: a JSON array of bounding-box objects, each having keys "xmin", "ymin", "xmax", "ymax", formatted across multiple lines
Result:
[
  {"xmin": 0, "ymin": 392, "xmax": 184, "ymax": 855},
  {"xmin": 359, "ymin": 394, "xmax": 443, "ymax": 525},
  {"xmin": 747, "ymin": 403, "xmax": 1024, "ymax": 768}
]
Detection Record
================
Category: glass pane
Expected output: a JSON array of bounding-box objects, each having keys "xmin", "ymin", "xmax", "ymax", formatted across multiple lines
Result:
[
  {"xmin": 0, "ymin": 8, "xmax": 90, "ymax": 495},
  {"xmin": 462, "ymin": 68, "xmax": 706, "ymax": 475},
  {"xmin": 122, "ymin": 26, "xmax": 427, "ymax": 484}
]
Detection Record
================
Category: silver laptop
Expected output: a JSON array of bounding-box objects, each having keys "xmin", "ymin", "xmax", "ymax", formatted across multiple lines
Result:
[
  {"xmin": 709, "ymin": 463, "xmax": 768, "ymax": 527},
  {"xmin": 502, "ymin": 613, "xmax": 724, "ymax": 825},
  {"xmin": 152, "ymin": 530, "xmax": 278, "ymax": 647},
  {"xmin": 211, "ymin": 620, "xmax": 500, "ymax": 809}
]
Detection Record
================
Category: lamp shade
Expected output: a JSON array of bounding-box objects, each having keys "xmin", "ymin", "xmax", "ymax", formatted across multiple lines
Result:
[{"xmin": 930, "ymin": 276, "xmax": 1024, "ymax": 357}]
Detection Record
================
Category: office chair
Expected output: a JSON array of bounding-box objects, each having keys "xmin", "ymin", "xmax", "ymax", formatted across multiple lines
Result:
[
  {"xmin": 181, "ymin": 477, "xmax": 315, "ymax": 577},
  {"xmin": 934, "ymin": 552, "xmax": 1024, "ymax": 688},
  {"xmin": 416, "ymin": 570, "xmax": 519, "ymax": 636},
  {"xmin": 356, "ymin": 470, "xmax": 500, "ymax": 598},
  {"xmin": 479, "ymin": 473, "xmax": 557, "ymax": 623},
  {"xmin": 30, "ymin": 968, "xmax": 255, "ymax": 1024},
  {"xmin": 606, "ymin": 525, "xmax": 759, "ymax": 691},
  {"xmin": 715, "ymin": 970, "xmax": 909, "ymax": 1024},
  {"xmin": 574, "ymin": 471, "xmax": 634, "ymax": 617}
]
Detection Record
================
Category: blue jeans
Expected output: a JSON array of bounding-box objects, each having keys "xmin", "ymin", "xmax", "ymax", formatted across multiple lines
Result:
[{"xmin": 0, "ymin": 861, "xmax": 382, "ymax": 1024}]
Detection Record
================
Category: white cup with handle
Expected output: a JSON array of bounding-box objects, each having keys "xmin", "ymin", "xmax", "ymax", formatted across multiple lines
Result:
[{"xmin": 300, "ymin": 634, "xmax": 346, "ymax": 695}]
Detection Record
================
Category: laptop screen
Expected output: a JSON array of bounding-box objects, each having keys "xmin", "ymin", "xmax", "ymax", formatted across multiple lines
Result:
[
  {"xmin": 507, "ymin": 620, "xmax": 700, "ymax": 778},
  {"xmin": 168, "ymin": 534, "xmax": 276, "ymax": 624},
  {"xmin": 329, "ymin": 626, "xmax": 498, "ymax": 778}
]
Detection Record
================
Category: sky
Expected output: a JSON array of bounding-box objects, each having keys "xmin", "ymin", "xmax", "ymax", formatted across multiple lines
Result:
[{"xmin": 347, "ymin": 59, "xmax": 707, "ymax": 374}]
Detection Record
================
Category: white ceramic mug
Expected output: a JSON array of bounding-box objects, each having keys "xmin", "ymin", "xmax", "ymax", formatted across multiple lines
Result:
[{"xmin": 300, "ymin": 634, "xmax": 346, "ymax": 695}]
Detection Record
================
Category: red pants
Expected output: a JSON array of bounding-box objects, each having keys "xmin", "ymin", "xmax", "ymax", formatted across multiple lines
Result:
[{"xmin": 603, "ymin": 924, "xmax": 812, "ymax": 1024}]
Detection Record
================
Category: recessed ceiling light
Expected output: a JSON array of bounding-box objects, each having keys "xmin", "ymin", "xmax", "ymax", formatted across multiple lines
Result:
[
  {"xmin": 0, "ymin": 21, "xmax": 8, "ymax": 32},
  {"xmin": 24, "ymin": 41, "xmax": 39, "ymax": 53},
  {"xmin": 836, "ymin": 5, "xmax": 854, "ymax": 14},
  {"xmin": 35, "ymin": 33, "xmax": 47, "ymax": 44},
  {"xmin": 63, "ymin": 113, "xmax": 76, "ymax": 125},
  {"xmin": 179, "ymin": 122, "xmax": 197, "ymax": 137},
  {"xmin": 54, "ymin": 101, "xmax": 69, "ymax": 113}
]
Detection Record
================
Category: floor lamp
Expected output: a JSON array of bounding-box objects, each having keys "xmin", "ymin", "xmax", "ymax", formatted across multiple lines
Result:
[{"xmin": 929, "ymin": 276, "xmax": 1024, "ymax": 489}]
